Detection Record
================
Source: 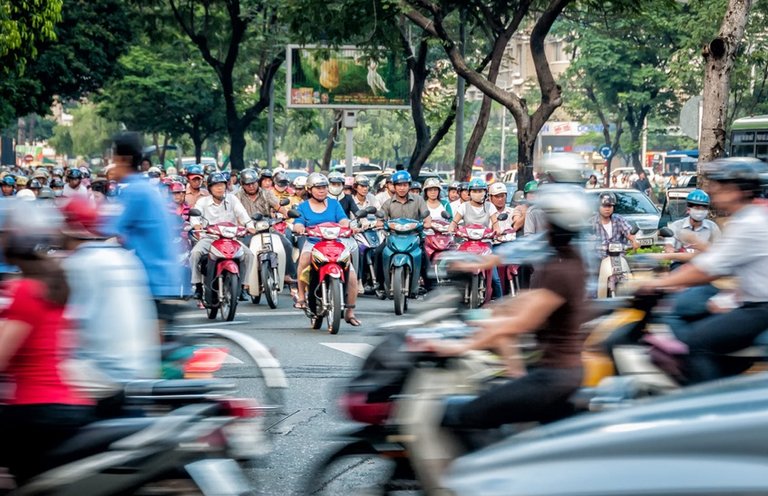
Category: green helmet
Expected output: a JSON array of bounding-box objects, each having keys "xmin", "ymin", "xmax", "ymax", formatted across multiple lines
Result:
[{"xmin": 524, "ymin": 180, "xmax": 539, "ymax": 194}]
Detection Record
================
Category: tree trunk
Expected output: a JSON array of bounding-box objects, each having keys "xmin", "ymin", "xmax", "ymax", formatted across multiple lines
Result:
[
  {"xmin": 159, "ymin": 134, "xmax": 169, "ymax": 164},
  {"xmin": 403, "ymin": 34, "xmax": 431, "ymax": 178},
  {"xmin": 516, "ymin": 131, "xmax": 536, "ymax": 190},
  {"xmin": 321, "ymin": 110, "xmax": 342, "ymax": 172},
  {"xmin": 192, "ymin": 124, "xmax": 203, "ymax": 164},
  {"xmin": 699, "ymin": 0, "xmax": 753, "ymax": 163},
  {"xmin": 229, "ymin": 124, "xmax": 247, "ymax": 172}
]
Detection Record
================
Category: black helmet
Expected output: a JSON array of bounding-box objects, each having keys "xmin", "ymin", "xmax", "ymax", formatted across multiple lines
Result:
[
  {"xmin": 701, "ymin": 158, "xmax": 764, "ymax": 195},
  {"xmin": 260, "ymin": 169, "xmax": 273, "ymax": 179},
  {"xmin": 28, "ymin": 179, "xmax": 43, "ymax": 190},
  {"xmin": 66, "ymin": 168, "xmax": 83, "ymax": 180},
  {"xmin": 458, "ymin": 182, "xmax": 469, "ymax": 191},
  {"xmin": 410, "ymin": 181, "xmax": 422, "ymax": 191},
  {"xmin": 50, "ymin": 178, "xmax": 64, "ymax": 189},
  {"xmin": 240, "ymin": 169, "xmax": 259, "ymax": 185},
  {"xmin": 599, "ymin": 192, "xmax": 617, "ymax": 206},
  {"xmin": 207, "ymin": 172, "xmax": 227, "ymax": 186}
]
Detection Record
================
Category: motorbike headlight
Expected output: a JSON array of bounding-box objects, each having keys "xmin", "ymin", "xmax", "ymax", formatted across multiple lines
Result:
[
  {"xmin": 608, "ymin": 243, "xmax": 624, "ymax": 253},
  {"xmin": 220, "ymin": 225, "xmax": 238, "ymax": 239},
  {"xmin": 391, "ymin": 221, "xmax": 417, "ymax": 232},
  {"xmin": 320, "ymin": 226, "xmax": 341, "ymax": 240},
  {"xmin": 466, "ymin": 228, "xmax": 485, "ymax": 240},
  {"xmin": 255, "ymin": 220, "xmax": 270, "ymax": 232}
]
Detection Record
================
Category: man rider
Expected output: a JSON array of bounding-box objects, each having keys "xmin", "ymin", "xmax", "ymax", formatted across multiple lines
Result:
[
  {"xmin": 488, "ymin": 182, "xmax": 515, "ymax": 234},
  {"xmin": 522, "ymin": 180, "xmax": 546, "ymax": 236},
  {"xmin": 664, "ymin": 189, "xmax": 721, "ymax": 257},
  {"xmin": 328, "ymin": 171, "xmax": 359, "ymax": 217},
  {"xmin": 1, "ymin": 176, "xmax": 15, "ymax": 197},
  {"xmin": 639, "ymin": 158, "xmax": 768, "ymax": 384},
  {"xmin": 190, "ymin": 172, "xmax": 256, "ymax": 301},
  {"xmin": 184, "ymin": 164, "xmax": 209, "ymax": 208},
  {"xmin": 591, "ymin": 191, "xmax": 640, "ymax": 259},
  {"xmin": 63, "ymin": 168, "xmax": 89, "ymax": 198},
  {"xmin": 352, "ymin": 174, "xmax": 379, "ymax": 209}
]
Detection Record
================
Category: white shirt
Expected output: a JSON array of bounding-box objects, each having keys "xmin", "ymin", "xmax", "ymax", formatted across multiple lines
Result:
[
  {"xmin": 455, "ymin": 202, "xmax": 493, "ymax": 227},
  {"xmin": 667, "ymin": 216, "xmax": 721, "ymax": 251},
  {"xmin": 193, "ymin": 194, "xmax": 253, "ymax": 228},
  {"xmin": 375, "ymin": 191, "xmax": 392, "ymax": 207},
  {"xmin": 492, "ymin": 205, "xmax": 516, "ymax": 233},
  {"xmin": 62, "ymin": 183, "xmax": 90, "ymax": 198},
  {"xmin": 449, "ymin": 199, "xmax": 463, "ymax": 214},
  {"xmin": 354, "ymin": 193, "xmax": 379, "ymax": 210},
  {"xmin": 64, "ymin": 241, "xmax": 160, "ymax": 382},
  {"xmin": 693, "ymin": 205, "xmax": 768, "ymax": 302},
  {"xmin": 427, "ymin": 202, "xmax": 448, "ymax": 221}
]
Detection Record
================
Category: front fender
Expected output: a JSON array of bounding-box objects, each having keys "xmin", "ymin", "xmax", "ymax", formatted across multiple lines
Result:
[
  {"xmin": 216, "ymin": 260, "xmax": 240, "ymax": 277},
  {"xmin": 390, "ymin": 253, "xmax": 412, "ymax": 268},
  {"xmin": 319, "ymin": 263, "xmax": 345, "ymax": 282}
]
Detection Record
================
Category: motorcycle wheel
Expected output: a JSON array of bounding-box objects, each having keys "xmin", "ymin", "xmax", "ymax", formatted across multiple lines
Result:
[
  {"xmin": 469, "ymin": 273, "xmax": 480, "ymax": 309},
  {"xmin": 206, "ymin": 304, "xmax": 218, "ymax": 320},
  {"xmin": 251, "ymin": 293, "xmax": 261, "ymax": 304},
  {"xmin": 393, "ymin": 266, "xmax": 406, "ymax": 316},
  {"xmin": 262, "ymin": 262, "xmax": 279, "ymax": 309},
  {"xmin": 220, "ymin": 272, "xmax": 239, "ymax": 322},
  {"xmin": 327, "ymin": 277, "xmax": 342, "ymax": 335}
]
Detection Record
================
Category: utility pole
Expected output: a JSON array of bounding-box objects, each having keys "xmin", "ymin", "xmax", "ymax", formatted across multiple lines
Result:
[
  {"xmin": 267, "ymin": 79, "xmax": 275, "ymax": 169},
  {"xmin": 454, "ymin": 7, "xmax": 466, "ymax": 179}
]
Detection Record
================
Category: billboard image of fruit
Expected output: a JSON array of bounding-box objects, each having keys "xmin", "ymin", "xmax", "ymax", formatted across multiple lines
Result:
[{"xmin": 287, "ymin": 45, "xmax": 411, "ymax": 109}]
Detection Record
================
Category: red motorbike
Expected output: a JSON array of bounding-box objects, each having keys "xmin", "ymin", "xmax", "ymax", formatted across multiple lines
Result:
[
  {"xmin": 423, "ymin": 218, "xmax": 456, "ymax": 285},
  {"xmin": 193, "ymin": 220, "xmax": 249, "ymax": 321},
  {"xmin": 455, "ymin": 223, "xmax": 495, "ymax": 308},
  {"xmin": 494, "ymin": 228, "xmax": 519, "ymax": 297},
  {"xmin": 304, "ymin": 222, "xmax": 353, "ymax": 334}
]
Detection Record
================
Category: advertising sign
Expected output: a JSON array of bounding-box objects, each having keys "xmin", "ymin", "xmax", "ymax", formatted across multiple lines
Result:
[{"xmin": 286, "ymin": 45, "xmax": 411, "ymax": 109}]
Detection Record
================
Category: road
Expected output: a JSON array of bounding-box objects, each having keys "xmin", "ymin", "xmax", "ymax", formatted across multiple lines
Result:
[{"xmin": 171, "ymin": 291, "xmax": 429, "ymax": 495}]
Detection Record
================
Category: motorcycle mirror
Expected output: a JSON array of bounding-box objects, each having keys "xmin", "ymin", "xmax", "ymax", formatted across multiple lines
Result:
[
  {"xmin": 497, "ymin": 213, "xmax": 509, "ymax": 221},
  {"xmin": 279, "ymin": 198, "xmax": 291, "ymax": 207},
  {"xmin": 251, "ymin": 213, "xmax": 264, "ymax": 221},
  {"xmin": 441, "ymin": 210, "xmax": 451, "ymax": 220},
  {"xmin": 287, "ymin": 209, "xmax": 301, "ymax": 219},
  {"xmin": 629, "ymin": 222, "xmax": 640, "ymax": 235},
  {"xmin": 365, "ymin": 205, "xmax": 377, "ymax": 215},
  {"xmin": 375, "ymin": 210, "xmax": 386, "ymax": 219},
  {"xmin": 188, "ymin": 208, "xmax": 202, "ymax": 217},
  {"xmin": 658, "ymin": 227, "xmax": 674, "ymax": 238},
  {"xmin": 355, "ymin": 208, "xmax": 370, "ymax": 219}
]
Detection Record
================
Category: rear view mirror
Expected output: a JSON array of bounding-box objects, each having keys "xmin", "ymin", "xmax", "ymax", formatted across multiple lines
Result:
[
  {"xmin": 365, "ymin": 205, "xmax": 377, "ymax": 215},
  {"xmin": 279, "ymin": 198, "xmax": 291, "ymax": 206},
  {"xmin": 497, "ymin": 213, "xmax": 509, "ymax": 221},
  {"xmin": 375, "ymin": 210, "xmax": 386, "ymax": 219},
  {"xmin": 658, "ymin": 227, "xmax": 674, "ymax": 238},
  {"xmin": 355, "ymin": 209, "xmax": 370, "ymax": 219},
  {"xmin": 629, "ymin": 222, "xmax": 640, "ymax": 235},
  {"xmin": 441, "ymin": 210, "xmax": 451, "ymax": 220},
  {"xmin": 287, "ymin": 209, "xmax": 301, "ymax": 219},
  {"xmin": 251, "ymin": 213, "xmax": 264, "ymax": 221},
  {"xmin": 188, "ymin": 208, "xmax": 202, "ymax": 217}
]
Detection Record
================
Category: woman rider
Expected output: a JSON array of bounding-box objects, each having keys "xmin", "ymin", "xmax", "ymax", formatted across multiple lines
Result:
[
  {"xmin": 292, "ymin": 173, "xmax": 361, "ymax": 326},
  {"xmin": 422, "ymin": 177, "xmax": 452, "ymax": 221}
]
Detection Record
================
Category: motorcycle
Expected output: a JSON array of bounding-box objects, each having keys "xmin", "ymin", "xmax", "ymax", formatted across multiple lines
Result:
[
  {"xmin": 246, "ymin": 203, "xmax": 298, "ymax": 308},
  {"xmin": 597, "ymin": 222, "xmax": 640, "ymax": 298},
  {"xmin": 493, "ymin": 227, "xmax": 518, "ymax": 297},
  {"xmin": 353, "ymin": 207, "xmax": 383, "ymax": 293},
  {"xmin": 453, "ymin": 224, "xmax": 496, "ymax": 309},
  {"xmin": 423, "ymin": 211, "xmax": 456, "ymax": 286},
  {"xmin": 189, "ymin": 209, "xmax": 249, "ymax": 321},
  {"xmin": 380, "ymin": 217, "xmax": 424, "ymax": 316},
  {"xmin": 303, "ymin": 221, "xmax": 355, "ymax": 334}
]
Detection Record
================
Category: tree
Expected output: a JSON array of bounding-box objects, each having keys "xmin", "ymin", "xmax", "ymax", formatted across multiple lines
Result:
[
  {"xmin": 0, "ymin": 0, "xmax": 61, "ymax": 69},
  {"xmin": 164, "ymin": 0, "xmax": 286, "ymax": 171},
  {"xmin": 51, "ymin": 102, "xmax": 120, "ymax": 159},
  {"xmin": 403, "ymin": 0, "xmax": 571, "ymax": 188},
  {"xmin": 699, "ymin": 0, "xmax": 753, "ymax": 162}
]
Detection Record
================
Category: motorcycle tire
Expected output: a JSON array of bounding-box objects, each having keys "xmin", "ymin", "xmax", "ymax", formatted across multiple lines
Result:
[
  {"xmin": 469, "ymin": 273, "xmax": 480, "ymax": 309},
  {"xmin": 220, "ymin": 272, "xmax": 239, "ymax": 322},
  {"xmin": 393, "ymin": 266, "xmax": 406, "ymax": 316},
  {"xmin": 251, "ymin": 293, "xmax": 261, "ymax": 305},
  {"xmin": 311, "ymin": 315, "xmax": 324, "ymax": 329},
  {"xmin": 327, "ymin": 277, "xmax": 342, "ymax": 335},
  {"xmin": 206, "ymin": 304, "xmax": 218, "ymax": 320},
  {"xmin": 262, "ymin": 262, "xmax": 278, "ymax": 309}
]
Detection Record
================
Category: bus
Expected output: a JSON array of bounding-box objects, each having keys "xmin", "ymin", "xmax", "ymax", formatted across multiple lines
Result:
[{"xmin": 730, "ymin": 115, "xmax": 768, "ymax": 161}]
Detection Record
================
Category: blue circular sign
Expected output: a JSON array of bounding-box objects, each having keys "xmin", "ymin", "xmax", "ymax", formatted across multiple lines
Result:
[{"xmin": 599, "ymin": 145, "xmax": 612, "ymax": 159}]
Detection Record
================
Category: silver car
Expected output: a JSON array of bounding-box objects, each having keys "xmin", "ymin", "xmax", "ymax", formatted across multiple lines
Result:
[{"xmin": 586, "ymin": 188, "xmax": 661, "ymax": 246}]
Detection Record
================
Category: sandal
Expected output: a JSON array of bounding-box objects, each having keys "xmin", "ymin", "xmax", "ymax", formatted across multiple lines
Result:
[
  {"xmin": 344, "ymin": 305, "xmax": 362, "ymax": 327},
  {"xmin": 293, "ymin": 295, "xmax": 307, "ymax": 310}
]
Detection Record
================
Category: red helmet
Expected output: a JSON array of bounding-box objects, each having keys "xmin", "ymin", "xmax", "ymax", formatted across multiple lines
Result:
[
  {"xmin": 60, "ymin": 197, "xmax": 102, "ymax": 239},
  {"xmin": 169, "ymin": 181, "xmax": 185, "ymax": 193}
]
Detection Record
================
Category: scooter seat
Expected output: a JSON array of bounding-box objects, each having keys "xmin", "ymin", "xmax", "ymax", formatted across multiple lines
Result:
[
  {"xmin": 43, "ymin": 417, "xmax": 155, "ymax": 471},
  {"xmin": 124, "ymin": 379, "xmax": 236, "ymax": 397}
]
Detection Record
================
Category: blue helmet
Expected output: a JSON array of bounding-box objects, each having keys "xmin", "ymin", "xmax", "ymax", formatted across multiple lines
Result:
[
  {"xmin": 686, "ymin": 189, "xmax": 710, "ymax": 207},
  {"xmin": 186, "ymin": 164, "xmax": 204, "ymax": 177},
  {"xmin": 221, "ymin": 170, "xmax": 231, "ymax": 182},
  {"xmin": 1, "ymin": 176, "xmax": 15, "ymax": 186},
  {"xmin": 392, "ymin": 170, "xmax": 412, "ymax": 185},
  {"xmin": 207, "ymin": 172, "xmax": 227, "ymax": 186},
  {"xmin": 468, "ymin": 178, "xmax": 487, "ymax": 191}
]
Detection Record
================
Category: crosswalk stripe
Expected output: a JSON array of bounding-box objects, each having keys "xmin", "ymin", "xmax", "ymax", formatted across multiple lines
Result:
[{"xmin": 320, "ymin": 342, "xmax": 374, "ymax": 358}]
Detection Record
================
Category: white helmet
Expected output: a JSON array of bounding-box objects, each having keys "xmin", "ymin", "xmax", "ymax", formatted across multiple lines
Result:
[
  {"xmin": 423, "ymin": 177, "xmax": 441, "ymax": 190},
  {"xmin": 306, "ymin": 172, "xmax": 329, "ymax": 189},
  {"xmin": 488, "ymin": 182, "xmax": 507, "ymax": 196},
  {"xmin": 16, "ymin": 189, "xmax": 36, "ymax": 201},
  {"xmin": 534, "ymin": 184, "xmax": 590, "ymax": 232},
  {"xmin": 293, "ymin": 175, "xmax": 308, "ymax": 189}
]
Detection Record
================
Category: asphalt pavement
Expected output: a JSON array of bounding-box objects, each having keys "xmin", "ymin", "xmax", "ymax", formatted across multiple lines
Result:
[{"xmin": 170, "ymin": 290, "xmax": 430, "ymax": 495}]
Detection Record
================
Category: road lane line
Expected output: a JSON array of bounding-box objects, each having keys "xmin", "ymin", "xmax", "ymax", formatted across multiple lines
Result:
[{"xmin": 320, "ymin": 342, "xmax": 374, "ymax": 358}]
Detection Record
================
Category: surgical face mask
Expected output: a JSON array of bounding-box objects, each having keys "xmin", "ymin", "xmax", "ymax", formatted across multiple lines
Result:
[
  {"xmin": 53, "ymin": 189, "xmax": 63, "ymax": 197},
  {"xmin": 329, "ymin": 184, "xmax": 343, "ymax": 196},
  {"xmin": 470, "ymin": 191, "xmax": 485, "ymax": 204},
  {"xmin": 689, "ymin": 207, "xmax": 708, "ymax": 222}
]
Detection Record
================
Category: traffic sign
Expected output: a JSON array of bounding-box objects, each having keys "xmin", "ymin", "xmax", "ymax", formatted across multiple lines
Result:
[{"xmin": 599, "ymin": 145, "xmax": 612, "ymax": 159}]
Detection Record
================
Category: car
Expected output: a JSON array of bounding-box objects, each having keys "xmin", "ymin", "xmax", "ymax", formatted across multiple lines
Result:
[
  {"xmin": 659, "ymin": 187, "xmax": 695, "ymax": 227},
  {"xmin": 283, "ymin": 169, "xmax": 308, "ymax": 183},
  {"xmin": 180, "ymin": 156, "xmax": 218, "ymax": 170},
  {"xmin": 585, "ymin": 188, "xmax": 661, "ymax": 246}
]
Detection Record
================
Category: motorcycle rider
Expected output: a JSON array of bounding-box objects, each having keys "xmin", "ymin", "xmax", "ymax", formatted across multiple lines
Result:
[
  {"xmin": 449, "ymin": 182, "xmax": 467, "ymax": 213},
  {"xmin": 14, "ymin": 175, "xmax": 28, "ymax": 194},
  {"xmin": 447, "ymin": 182, "xmax": 460, "ymax": 203},
  {"xmin": 184, "ymin": 164, "xmax": 209, "ymax": 208},
  {"xmin": 374, "ymin": 173, "xmax": 395, "ymax": 206},
  {"xmin": 639, "ymin": 158, "xmax": 768, "ymax": 384},
  {"xmin": 449, "ymin": 178, "xmax": 502, "ymax": 233},
  {"xmin": 1, "ymin": 175, "xmax": 15, "ymax": 196},
  {"xmin": 292, "ymin": 175, "xmax": 308, "ymax": 203},
  {"xmin": 410, "ymin": 181, "xmax": 423, "ymax": 197},
  {"xmin": 170, "ymin": 181, "xmax": 190, "ymax": 221},
  {"xmin": 273, "ymin": 171, "xmax": 293, "ymax": 202},
  {"xmin": 50, "ymin": 178, "xmax": 65, "ymax": 198},
  {"xmin": 328, "ymin": 171, "xmax": 359, "ymax": 217},
  {"xmin": 352, "ymin": 174, "xmax": 379, "ymax": 209},
  {"xmin": 488, "ymin": 182, "xmax": 514, "ymax": 233},
  {"xmin": 191, "ymin": 172, "xmax": 256, "ymax": 301},
  {"xmin": 664, "ymin": 189, "xmax": 721, "ymax": 257},
  {"xmin": 28, "ymin": 179, "xmax": 43, "ymax": 197},
  {"xmin": 523, "ymin": 180, "xmax": 546, "ymax": 236},
  {"xmin": 591, "ymin": 191, "xmax": 640, "ymax": 259},
  {"xmin": 292, "ymin": 173, "xmax": 361, "ymax": 326},
  {"xmin": 423, "ymin": 177, "xmax": 452, "ymax": 220},
  {"xmin": 259, "ymin": 169, "xmax": 274, "ymax": 190},
  {"xmin": 63, "ymin": 168, "xmax": 90, "ymax": 198}
]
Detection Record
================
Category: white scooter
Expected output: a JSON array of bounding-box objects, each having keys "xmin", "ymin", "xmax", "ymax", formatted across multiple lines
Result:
[
  {"xmin": 597, "ymin": 223, "xmax": 640, "ymax": 298},
  {"xmin": 247, "ymin": 204, "xmax": 296, "ymax": 308}
]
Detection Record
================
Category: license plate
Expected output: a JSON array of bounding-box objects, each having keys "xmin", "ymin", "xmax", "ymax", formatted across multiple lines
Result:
[{"xmin": 638, "ymin": 237, "xmax": 654, "ymax": 246}]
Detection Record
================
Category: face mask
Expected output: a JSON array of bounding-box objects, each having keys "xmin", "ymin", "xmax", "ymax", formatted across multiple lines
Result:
[
  {"xmin": 470, "ymin": 191, "xmax": 485, "ymax": 203},
  {"xmin": 689, "ymin": 208, "xmax": 708, "ymax": 222},
  {"xmin": 149, "ymin": 178, "xmax": 160, "ymax": 185},
  {"xmin": 53, "ymin": 189, "xmax": 63, "ymax": 197},
  {"xmin": 329, "ymin": 185, "xmax": 343, "ymax": 196}
]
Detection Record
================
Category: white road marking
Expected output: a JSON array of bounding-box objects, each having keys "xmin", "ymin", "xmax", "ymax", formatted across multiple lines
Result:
[
  {"xmin": 174, "ymin": 321, "xmax": 248, "ymax": 328},
  {"xmin": 176, "ymin": 310, "xmax": 391, "ymax": 320},
  {"xmin": 320, "ymin": 342, "xmax": 374, "ymax": 359}
]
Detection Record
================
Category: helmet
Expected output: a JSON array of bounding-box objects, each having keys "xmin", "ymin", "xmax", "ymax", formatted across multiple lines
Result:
[
  {"xmin": 221, "ymin": 170, "xmax": 231, "ymax": 183},
  {"xmin": 701, "ymin": 157, "xmax": 763, "ymax": 194},
  {"xmin": 60, "ymin": 197, "xmax": 102, "ymax": 239},
  {"xmin": 147, "ymin": 166, "xmax": 162, "ymax": 176},
  {"xmin": 203, "ymin": 164, "xmax": 217, "ymax": 176},
  {"xmin": 423, "ymin": 177, "xmax": 441, "ymax": 190},
  {"xmin": 488, "ymin": 182, "xmax": 507, "ymax": 196},
  {"xmin": 523, "ymin": 180, "xmax": 538, "ymax": 193},
  {"xmin": 66, "ymin": 168, "xmax": 83, "ymax": 180},
  {"xmin": 1, "ymin": 200, "xmax": 62, "ymax": 258},
  {"xmin": 686, "ymin": 189, "xmax": 710, "ymax": 207},
  {"xmin": 535, "ymin": 184, "xmax": 591, "ymax": 233},
  {"xmin": 207, "ymin": 172, "xmax": 227, "ymax": 187},
  {"xmin": 293, "ymin": 175, "xmax": 308, "ymax": 189},
  {"xmin": 1, "ymin": 176, "xmax": 15, "ymax": 186},
  {"xmin": 16, "ymin": 189, "xmax": 35, "ymax": 201},
  {"xmin": 15, "ymin": 176, "xmax": 28, "ymax": 187},
  {"xmin": 306, "ymin": 173, "xmax": 329, "ymax": 189},
  {"xmin": 458, "ymin": 182, "xmax": 469, "ymax": 191},
  {"xmin": 391, "ymin": 170, "xmax": 411, "ymax": 185},
  {"xmin": 38, "ymin": 187, "xmax": 55, "ymax": 200},
  {"xmin": 166, "ymin": 166, "xmax": 178, "ymax": 176},
  {"xmin": 512, "ymin": 190, "xmax": 525, "ymax": 203},
  {"xmin": 354, "ymin": 175, "xmax": 370, "ymax": 187},
  {"xmin": 186, "ymin": 164, "xmax": 204, "ymax": 178},
  {"xmin": 78, "ymin": 166, "xmax": 91, "ymax": 179},
  {"xmin": 50, "ymin": 178, "xmax": 64, "ymax": 189},
  {"xmin": 344, "ymin": 177, "xmax": 355, "ymax": 188},
  {"xmin": 448, "ymin": 181, "xmax": 460, "ymax": 191},
  {"xmin": 599, "ymin": 192, "xmax": 617, "ymax": 206},
  {"xmin": 328, "ymin": 171, "xmax": 345, "ymax": 184},
  {"xmin": 52, "ymin": 167, "xmax": 64, "ymax": 177},
  {"xmin": 536, "ymin": 152, "xmax": 589, "ymax": 184},
  {"xmin": 240, "ymin": 169, "xmax": 259, "ymax": 185},
  {"xmin": 28, "ymin": 179, "xmax": 42, "ymax": 190},
  {"xmin": 169, "ymin": 182, "xmax": 185, "ymax": 193},
  {"xmin": 274, "ymin": 172, "xmax": 290, "ymax": 187},
  {"xmin": 260, "ymin": 169, "xmax": 273, "ymax": 179},
  {"xmin": 33, "ymin": 168, "xmax": 48, "ymax": 180},
  {"xmin": 90, "ymin": 179, "xmax": 108, "ymax": 195},
  {"xmin": 410, "ymin": 181, "xmax": 423, "ymax": 192},
  {"xmin": 468, "ymin": 178, "xmax": 487, "ymax": 191}
]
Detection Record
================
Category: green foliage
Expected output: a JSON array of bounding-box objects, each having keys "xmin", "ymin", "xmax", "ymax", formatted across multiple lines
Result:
[
  {"xmin": 53, "ymin": 102, "xmax": 120, "ymax": 158},
  {"xmin": 0, "ymin": 0, "xmax": 62, "ymax": 68}
]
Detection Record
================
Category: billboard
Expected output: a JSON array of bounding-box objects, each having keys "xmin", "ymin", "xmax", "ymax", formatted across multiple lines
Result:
[{"xmin": 286, "ymin": 45, "xmax": 411, "ymax": 109}]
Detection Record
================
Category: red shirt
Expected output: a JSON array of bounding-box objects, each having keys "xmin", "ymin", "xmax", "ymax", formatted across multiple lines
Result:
[{"xmin": 1, "ymin": 279, "xmax": 91, "ymax": 406}]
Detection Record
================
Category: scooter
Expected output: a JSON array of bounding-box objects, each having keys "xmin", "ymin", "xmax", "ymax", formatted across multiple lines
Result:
[
  {"xmin": 353, "ymin": 207, "xmax": 382, "ymax": 293},
  {"xmin": 303, "ymin": 221, "xmax": 354, "ymax": 334},
  {"xmin": 381, "ymin": 217, "xmax": 424, "ymax": 316},
  {"xmin": 424, "ymin": 211, "xmax": 456, "ymax": 285},
  {"xmin": 189, "ymin": 209, "xmax": 249, "ymax": 321},
  {"xmin": 597, "ymin": 223, "xmax": 640, "ymax": 298},
  {"xmin": 493, "ymin": 227, "xmax": 518, "ymax": 297},
  {"xmin": 454, "ymin": 223, "xmax": 496, "ymax": 308},
  {"xmin": 246, "ymin": 203, "xmax": 297, "ymax": 308}
]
